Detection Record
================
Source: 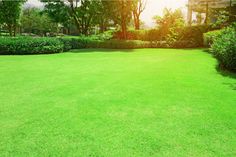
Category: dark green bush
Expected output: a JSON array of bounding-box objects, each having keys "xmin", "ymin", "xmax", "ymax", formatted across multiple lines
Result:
[
  {"xmin": 210, "ymin": 24, "xmax": 236, "ymax": 71},
  {"xmin": 113, "ymin": 26, "xmax": 208, "ymax": 47},
  {"xmin": 203, "ymin": 29, "xmax": 223, "ymax": 47},
  {"xmin": 86, "ymin": 40, "xmax": 148, "ymax": 49},
  {"xmin": 59, "ymin": 38, "xmax": 199, "ymax": 50},
  {"xmin": 114, "ymin": 29, "xmax": 162, "ymax": 41},
  {"xmin": 59, "ymin": 37, "xmax": 94, "ymax": 50},
  {"xmin": 59, "ymin": 38, "xmax": 72, "ymax": 51},
  {"xmin": 178, "ymin": 25, "xmax": 209, "ymax": 47},
  {"xmin": 172, "ymin": 40, "xmax": 199, "ymax": 48},
  {"xmin": 0, "ymin": 37, "xmax": 64, "ymax": 55}
]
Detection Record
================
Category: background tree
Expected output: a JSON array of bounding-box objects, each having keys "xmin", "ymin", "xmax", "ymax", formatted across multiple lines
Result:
[
  {"xmin": 210, "ymin": 10, "xmax": 230, "ymax": 29},
  {"xmin": 21, "ymin": 7, "xmax": 58, "ymax": 36},
  {"xmin": 0, "ymin": 0, "xmax": 25, "ymax": 36},
  {"xmin": 42, "ymin": 0, "xmax": 102, "ymax": 35},
  {"xmin": 153, "ymin": 8, "xmax": 185, "ymax": 40},
  {"xmin": 132, "ymin": 0, "xmax": 147, "ymax": 30},
  {"xmin": 43, "ymin": 1, "xmax": 72, "ymax": 34},
  {"xmin": 102, "ymin": 0, "xmax": 133, "ymax": 39}
]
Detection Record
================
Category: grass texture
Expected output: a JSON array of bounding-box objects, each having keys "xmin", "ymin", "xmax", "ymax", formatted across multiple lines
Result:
[{"xmin": 0, "ymin": 49, "xmax": 236, "ymax": 156}]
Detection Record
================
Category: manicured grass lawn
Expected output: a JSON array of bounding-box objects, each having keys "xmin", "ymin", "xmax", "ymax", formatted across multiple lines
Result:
[{"xmin": 0, "ymin": 49, "xmax": 236, "ymax": 156}]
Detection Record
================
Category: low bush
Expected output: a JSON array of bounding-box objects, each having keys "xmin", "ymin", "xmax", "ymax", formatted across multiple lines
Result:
[
  {"xmin": 178, "ymin": 25, "xmax": 209, "ymax": 47},
  {"xmin": 203, "ymin": 29, "xmax": 223, "ymax": 47},
  {"xmin": 89, "ymin": 40, "xmax": 151, "ymax": 49},
  {"xmin": 0, "ymin": 37, "xmax": 64, "ymax": 55},
  {"xmin": 113, "ymin": 26, "xmax": 208, "ymax": 47},
  {"xmin": 114, "ymin": 29, "xmax": 162, "ymax": 41},
  {"xmin": 210, "ymin": 24, "xmax": 236, "ymax": 71},
  {"xmin": 59, "ymin": 37, "xmax": 95, "ymax": 50},
  {"xmin": 86, "ymin": 40, "xmax": 197, "ymax": 49},
  {"xmin": 59, "ymin": 38, "xmax": 200, "ymax": 50}
]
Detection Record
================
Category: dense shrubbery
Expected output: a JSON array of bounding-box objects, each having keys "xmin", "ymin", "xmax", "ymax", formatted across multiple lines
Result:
[
  {"xmin": 0, "ymin": 35, "xmax": 201, "ymax": 55},
  {"xmin": 114, "ymin": 29, "xmax": 162, "ymax": 41},
  {"xmin": 0, "ymin": 37, "xmax": 64, "ymax": 54},
  {"xmin": 178, "ymin": 25, "xmax": 209, "ymax": 47},
  {"xmin": 89, "ymin": 40, "xmax": 151, "ymax": 49},
  {"xmin": 59, "ymin": 38, "xmax": 198, "ymax": 49},
  {"xmin": 0, "ymin": 26, "xmax": 210, "ymax": 55},
  {"xmin": 113, "ymin": 25, "xmax": 208, "ymax": 47},
  {"xmin": 210, "ymin": 24, "xmax": 236, "ymax": 71},
  {"xmin": 203, "ymin": 29, "xmax": 223, "ymax": 47}
]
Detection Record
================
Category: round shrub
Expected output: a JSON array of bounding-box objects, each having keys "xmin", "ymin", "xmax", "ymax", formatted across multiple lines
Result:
[{"xmin": 210, "ymin": 25, "xmax": 236, "ymax": 71}]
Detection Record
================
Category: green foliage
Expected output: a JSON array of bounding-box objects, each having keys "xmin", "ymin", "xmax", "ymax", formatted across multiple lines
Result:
[
  {"xmin": 114, "ymin": 29, "xmax": 162, "ymax": 41},
  {"xmin": 60, "ymin": 30, "xmax": 115, "ymax": 50},
  {"xmin": 59, "ymin": 37, "xmax": 92, "ymax": 50},
  {"xmin": 153, "ymin": 8, "xmax": 185, "ymax": 41},
  {"xmin": 21, "ymin": 8, "xmax": 59, "ymax": 36},
  {"xmin": 42, "ymin": 0, "xmax": 105, "ymax": 35},
  {"xmin": 210, "ymin": 24, "xmax": 236, "ymax": 71},
  {"xmin": 62, "ymin": 38, "xmax": 198, "ymax": 49},
  {"xmin": 89, "ymin": 40, "xmax": 151, "ymax": 49},
  {"xmin": 179, "ymin": 25, "xmax": 209, "ymax": 47},
  {"xmin": 0, "ymin": 0, "xmax": 25, "ymax": 36},
  {"xmin": 210, "ymin": 10, "xmax": 230, "ymax": 29},
  {"xmin": 102, "ymin": 0, "xmax": 133, "ymax": 38},
  {"xmin": 203, "ymin": 29, "xmax": 223, "ymax": 47},
  {"xmin": 0, "ymin": 37, "xmax": 63, "ymax": 54},
  {"xmin": 42, "ymin": 1, "xmax": 71, "ymax": 29},
  {"xmin": 114, "ymin": 25, "xmax": 206, "ymax": 47}
]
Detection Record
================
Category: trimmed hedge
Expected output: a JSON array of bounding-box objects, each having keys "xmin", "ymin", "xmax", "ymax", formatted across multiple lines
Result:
[
  {"xmin": 0, "ymin": 33, "xmax": 204, "ymax": 55},
  {"xmin": 114, "ymin": 29, "xmax": 162, "ymax": 41},
  {"xmin": 0, "ymin": 37, "xmax": 64, "ymax": 55},
  {"xmin": 210, "ymin": 25, "xmax": 236, "ymax": 71},
  {"xmin": 59, "ymin": 38, "xmax": 198, "ymax": 49}
]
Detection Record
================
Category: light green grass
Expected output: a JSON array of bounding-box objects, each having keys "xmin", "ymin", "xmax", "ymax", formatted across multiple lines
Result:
[{"xmin": 0, "ymin": 49, "xmax": 236, "ymax": 157}]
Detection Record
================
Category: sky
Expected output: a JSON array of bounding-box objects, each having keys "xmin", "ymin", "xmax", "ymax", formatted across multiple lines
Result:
[{"xmin": 25, "ymin": 0, "xmax": 188, "ymax": 27}]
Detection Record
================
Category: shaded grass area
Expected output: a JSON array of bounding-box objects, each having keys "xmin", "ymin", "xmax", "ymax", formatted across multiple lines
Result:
[{"xmin": 0, "ymin": 49, "xmax": 236, "ymax": 156}]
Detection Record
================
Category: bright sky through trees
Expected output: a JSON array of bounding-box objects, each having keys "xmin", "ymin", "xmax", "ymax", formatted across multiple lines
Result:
[
  {"xmin": 25, "ymin": 0, "xmax": 188, "ymax": 27},
  {"xmin": 141, "ymin": 0, "xmax": 188, "ymax": 27}
]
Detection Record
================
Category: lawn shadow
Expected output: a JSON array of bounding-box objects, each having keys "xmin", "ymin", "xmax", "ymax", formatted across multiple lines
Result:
[
  {"xmin": 216, "ymin": 65, "xmax": 236, "ymax": 90},
  {"xmin": 67, "ymin": 48, "xmax": 134, "ymax": 53}
]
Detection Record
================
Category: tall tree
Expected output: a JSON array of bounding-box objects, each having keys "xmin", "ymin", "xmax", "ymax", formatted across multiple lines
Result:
[
  {"xmin": 21, "ymin": 7, "xmax": 58, "ymax": 36},
  {"xmin": 0, "ymin": 0, "xmax": 25, "ymax": 36},
  {"xmin": 132, "ymin": 0, "xmax": 147, "ymax": 30},
  {"xmin": 153, "ymin": 8, "xmax": 185, "ymax": 40},
  {"xmin": 43, "ymin": 1, "xmax": 71, "ymax": 34},
  {"xmin": 102, "ymin": 0, "xmax": 133, "ymax": 39},
  {"xmin": 42, "ymin": 0, "xmax": 101, "ymax": 35}
]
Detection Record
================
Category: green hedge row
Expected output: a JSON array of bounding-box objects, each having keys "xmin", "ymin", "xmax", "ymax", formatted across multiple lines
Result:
[
  {"xmin": 0, "ymin": 37, "xmax": 64, "ymax": 55},
  {"xmin": 59, "ymin": 38, "xmax": 199, "ymax": 49},
  {"xmin": 114, "ymin": 26, "xmax": 208, "ymax": 47},
  {"xmin": 0, "ymin": 36, "xmax": 203, "ymax": 55},
  {"xmin": 210, "ymin": 24, "xmax": 236, "ymax": 71}
]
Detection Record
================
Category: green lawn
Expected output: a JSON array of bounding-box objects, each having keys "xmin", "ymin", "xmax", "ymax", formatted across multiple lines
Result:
[{"xmin": 0, "ymin": 49, "xmax": 236, "ymax": 157}]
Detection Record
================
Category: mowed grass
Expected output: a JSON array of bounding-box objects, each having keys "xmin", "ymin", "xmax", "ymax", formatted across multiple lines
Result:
[{"xmin": 0, "ymin": 49, "xmax": 236, "ymax": 157}]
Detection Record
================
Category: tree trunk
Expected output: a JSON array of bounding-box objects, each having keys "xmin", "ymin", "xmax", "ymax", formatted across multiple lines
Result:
[
  {"xmin": 99, "ymin": 18, "xmax": 105, "ymax": 33},
  {"xmin": 121, "ymin": 19, "xmax": 127, "ymax": 39},
  {"xmin": 13, "ymin": 25, "xmax": 16, "ymax": 37},
  {"xmin": 133, "ymin": 11, "xmax": 140, "ymax": 30},
  {"xmin": 68, "ymin": 1, "xmax": 81, "ymax": 34},
  {"xmin": 135, "ymin": 15, "xmax": 140, "ymax": 30},
  {"xmin": 8, "ymin": 25, "xmax": 12, "ymax": 36}
]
